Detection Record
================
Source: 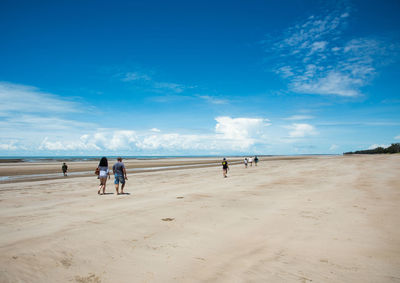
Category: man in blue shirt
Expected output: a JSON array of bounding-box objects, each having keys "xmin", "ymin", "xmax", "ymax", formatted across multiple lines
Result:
[{"xmin": 113, "ymin": 157, "xmax": 128, "ymax": 194}]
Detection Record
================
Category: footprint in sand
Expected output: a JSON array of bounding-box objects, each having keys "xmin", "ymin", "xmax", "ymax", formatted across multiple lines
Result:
[
  {"xmin": 300, "ymin": 211, "xmax": 318, "ymax": 220},
  {"xmin": 60, "ymin": 257, "xmax": 72, "ymax": 268},
  {"xmin": 74, "ymin": 273, "xmax": 101, "ymax": 283},
  {"xmin": 162, "ymin": 218, "xmax": 175, "ymax": 221},
  {"xmin": 60, "ymin": 251, "xmax": 73, "ymax": 268},
  {"xmin": 176, "ymin": 197, "xmax": 184, "ymax": 199}
]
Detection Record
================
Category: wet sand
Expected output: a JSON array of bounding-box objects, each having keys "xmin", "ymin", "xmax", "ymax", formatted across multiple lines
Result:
[
  {"xmin": 0, "ymin": 156, "xmax": 307, "ymax": 183},
  {"xmin": 0, "ymin": 157, "xmax": 236, "ymax": 177},
  {"xmin": 0, "ymin": 155, "xmax": 399, "ymax": 282}
]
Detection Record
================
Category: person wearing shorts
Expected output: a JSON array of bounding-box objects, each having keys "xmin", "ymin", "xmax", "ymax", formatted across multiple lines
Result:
[
  {"xmin": 222, "ymin": 158, "xmax": 229, "ymax": 178},
  {"xmin": 113, "ymin": 157, "xmax": 128, "ymax": 194},
  {"xmin": 97, "ymin": 157, "xmax": 110, "ymax": 195}
]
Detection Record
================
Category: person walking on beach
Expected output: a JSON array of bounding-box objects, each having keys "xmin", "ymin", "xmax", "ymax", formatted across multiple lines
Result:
[
  {"xmin": 62, "ymin": 162, "xmax": 68, "ymax": 176},
  {"xmin": 113, "ymin": 157, "xmax": 128, "ymax": 194},
  {"xmin": 222, "ymin": 158, "xmax": 229, "ymax": 178},
  {"xmin": 244, "ymin": 157, "xmax": 248, "ymax": 168},
  {"xmin": 97, "ymin": 157, "xmax": 110, "ymax": 195},
  {"xmin": 248, "ymin": 157, "xmax": 253, "ymax": 167},
  {"xmin": 254, "ymin": 156, "xmax": 259, "ymax": 166}
]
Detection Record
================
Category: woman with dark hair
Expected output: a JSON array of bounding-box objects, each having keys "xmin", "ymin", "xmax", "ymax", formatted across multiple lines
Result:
[{"xmin": 97, "ymin": 157, "xmax": 110, "ymax": 194}]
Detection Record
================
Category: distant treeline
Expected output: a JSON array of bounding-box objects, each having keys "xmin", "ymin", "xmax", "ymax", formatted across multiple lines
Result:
[{"xmin": 344, "ymin": 143, "xmax": 400, "ymax": 155}]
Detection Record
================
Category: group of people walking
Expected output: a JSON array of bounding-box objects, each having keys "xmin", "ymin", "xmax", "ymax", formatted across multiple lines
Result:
[
  {"xmin": 63, "ymin": 157, "xmax": 128, "ymax": 195},
  {"xmin": 96, "ymin": 157, "xmax": 128, "ymax": 195},
  {"xmin": 244, "ymin": 156, "xmax": 258, "ymax": 168},
  {"xmin": 221, "ymin": 156, "xmax": 260, "ymax": 178},
  {"xmin": 62, "ymin": 155, "xmax": 260, "ymax": 194}
]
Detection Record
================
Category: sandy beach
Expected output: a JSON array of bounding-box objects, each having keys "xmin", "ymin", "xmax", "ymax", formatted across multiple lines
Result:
[
  {"xmin": 0, "ymin": 155, "xmax": 399, "ymax": 282},
  {"xmin": 0, "ymin": 157, "xmax": 250, "ymax": 183}
]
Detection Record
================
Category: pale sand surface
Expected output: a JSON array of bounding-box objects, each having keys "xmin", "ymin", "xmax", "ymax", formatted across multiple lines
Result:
[{"xmin": 0, "ymin": 155, "xmax": 399, "ymax": 282}]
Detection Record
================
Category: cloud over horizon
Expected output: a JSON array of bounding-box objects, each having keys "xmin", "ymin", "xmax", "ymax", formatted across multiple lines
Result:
[
  {"xmin": 286, "ymin": 123, "xmax": 317, "ymax": 138},
  {"xmin": 37, "ymin": 116, "xmax": 272, "ymax": 154},
  {"xmin": 0, "ymin": 82, "xmax": 282, "ymax": 155},
  {"xmin": 0, "ymin": 82, "xmax": 273, "ymax": 155}
]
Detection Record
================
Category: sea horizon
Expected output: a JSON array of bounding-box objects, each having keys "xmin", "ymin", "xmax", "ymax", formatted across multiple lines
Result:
[{"xmin": 0, "ymin": 154, "xmax": 339, "ymax": 163}]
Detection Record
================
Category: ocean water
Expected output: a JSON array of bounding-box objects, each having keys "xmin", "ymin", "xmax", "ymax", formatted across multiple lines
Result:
[{"xmin": 0, "ymin": 155, "xmax": 226, "ymax": 163}]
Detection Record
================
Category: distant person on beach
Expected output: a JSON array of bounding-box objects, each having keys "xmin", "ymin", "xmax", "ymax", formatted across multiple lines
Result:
[
  {"xmin": 62, "ymin": 163, "xmax": 68, "ymax": 176},
  {"xmin": 254, "ymin": 156, "xmax": 259, "ymax": 166},
  {"xmin": 113, "ymin": 157, "xmax": 128, "ymax": 194},
  {"xmin": 244, "ymin": 157, "xmax": 248, "ymax": 168},
  {"xmin": 222, "ymin": 158, "xmax": 229, "ymax": 178},
  {"xmin": 97, "ymin": 157, "xmax": 110, "ymax": 195},
  {"xmin": 248, "ymin": 157, "xmax": 253, "ymax": 167}
]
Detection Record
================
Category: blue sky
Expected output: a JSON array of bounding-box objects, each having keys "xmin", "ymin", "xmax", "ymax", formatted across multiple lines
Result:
[{"xmin": 0, "ymin": 0, "xmax": 399, "ymax": 156}]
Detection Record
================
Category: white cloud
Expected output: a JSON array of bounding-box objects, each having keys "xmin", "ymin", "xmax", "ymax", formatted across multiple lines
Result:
[
  {"xmin": 39, "ymin": 136, "xmax": 101, "ymax": 151},
  {"xmin": 0, "ymin": 82, "xmax": 98, "ymax": 152},
  {"xmin": 279, "ymin": 10, "xmax": 344, "ymax": 50},
  {"xmin": 136, "ymin": 133, "xmax": 208, "ymax": 151},
  {"xmin": 286, "ymin": 123, "xmax": 317, "ymax": 138},
  {"xmin": 215, "ymin": 116, "xmax": 270, "ymax": 139},
  {"xmin": 0, "ymin": 141, "xmax": 18, "ymax": 151},
  {"xmin": 33, "ymin": 116, "xmax": 272, "ymax": 154},
  {"xmin": 265, "ymin": 6, "xmax": 398, "ymax": 97},
  {"xmin": 38, "ymin": 131, "xmax": 137, "ymax": 152},
  {"xmin": 292, "ymin": 71, "xmax": 361, "ymax": 96},
  {"xmin": 153, "ymin": 82, "xmax": 185, "ymax": 93},
  {"xmin": 276, "ymin": 66, "xmax": 294, "ymax": 78},
  {"xmin": 107, "ymin": 130, "xmax": 137, "ymax": 150},
  {"xmin": 395, "ymin": 135, "xmax": 400, "ymax": 140},
  {"xmin": 368, "ymin": 144, "xmax": 389, "ymax": 150},
  {"xmin": 2, "ymin": 115, "xmax": 96, "ymax": 131},
  {"xmin": 121, "ymin": 72, "xmax": 151, "ymax": 82},
  {"xmin": 0, "ymin": 81, "xmax": 81, "ymax": 115},
  {"xmin": 329, "ymin": 144, "xmax": 338, "ymax": 151},
  {"xmin": 341, "ymin": 12, "xmax": 349, "ymax": 18},
  {"xmin": 38, "ymin": 131, "xmax": 207, "ymax": 153},
  {"xmin": 214, "ymin": 116, "xmax": 271, "ymax": 150},
  {"xmin": 120, "ymin": 72, "xmax": 190, "ymax": 93},
  {"xmin": 283, "ymin": 115, "xmax": 314, "ymax": 120},
  {"xmin": 198, "ymin": 95, "xmax": 228, "ymax": 105},
  {"xmin": 309, "ymin": 41, "xmax": 328, "ymax": 54},
  {"xmin": 0, "ymin": 81, "xmax": 276, "ymax": 155}
]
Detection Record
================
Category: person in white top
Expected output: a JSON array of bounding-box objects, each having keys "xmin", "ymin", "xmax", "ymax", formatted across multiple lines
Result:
[
  {"xmin": 244, "ymin": 157, "xmax": 248, "ymax": 168},
  {"xmin": 248, "ymin": 157, "xmax": 253, "ymax": 166},
  {"xmin": 97, "ymin": 157, "xmax": 110, "ymax": 195}
]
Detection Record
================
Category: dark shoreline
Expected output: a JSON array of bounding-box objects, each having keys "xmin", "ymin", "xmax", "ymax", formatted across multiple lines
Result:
[
  {"xmin": 0, "ymin": 159, "xmax": 24, "ymax": 163},
  {"xmin": 0, "ymin": 154, "xmax": 338, "ymax": 164},
  {"xmin": 0, "ymin": 156, "xmax": 263, "ymax": 163}
]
